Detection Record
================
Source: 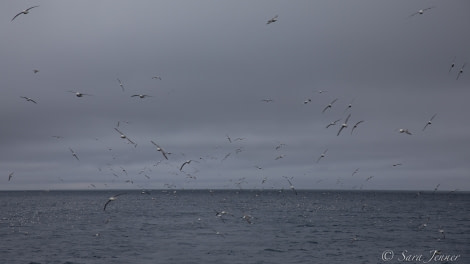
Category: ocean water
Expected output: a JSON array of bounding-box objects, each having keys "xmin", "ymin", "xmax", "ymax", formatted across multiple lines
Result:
[{"xmin": 0, "ymin": 190, "xmax": 468, "ymax": 264}]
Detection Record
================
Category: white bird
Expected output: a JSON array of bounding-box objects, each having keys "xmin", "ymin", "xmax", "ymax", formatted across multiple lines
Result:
[
  {"xmin": 266, "ymin": 15, "xmax": 278, "ymax": 24},
  {"xmin": 20, "ymin": 96, "xmax": 37, "ymax": 104},
  {"xmin": 151, "ymin": 140, "xmax": 168, "ymax": 160},
  {"xmin": 456, "ymin": 63, "xmax": 466, "ymax": 80},
  {"xmin": 114, "ymin": 128, "xmax": 136, "ymax": 145},
  {"xmin": 337, "ymin": 114, "xmax": 351, "ymax": 136},
  {"xmin": 351, "ymin": 120, "xmax": 364, "ymax": 134},
  {"xmin": 117, "ymin": 78, "xmax": 125, "ymax": 91},
  {"xmin": 131, "ymin": 94, "xmax": 152, "ymax": 98},
  {"xmin": 8, "ymin": 172, "xmax": 14, "ymax": 181},
  {"xmin": 423, "ymin": 114, "xmax": 437, "ymax": 131},
  {"xmin": 399, "ymin": 128, "xmax": 412, "ymax": 135},
  {"xmin": 410, "ymin": 6, "xmax": 435, "ymax": 17},
  {"xmin": 103, "ymin": 193, "xmax": 127, "ymax": 211},
  {"xmin": 316, "ymin": 149, "xmax": 328, "ymax": 163},
  {"xmin": 326, "ymin": 119, "xmax": 341, "ymax": 129},
  {"xmin": 322, "ymin": 98, "xmax": 338, "ymax": 113},
  {"xmin": 68, "ymin": 91, "xmax": 92, "ymax": 97},
  {"xmin": 11, "ymin": 6, "xmax": 39, "ymax": 21},
  {"xmin": 283, "ymin": 176, "xmax": 298, "ymax": 195},
  {"xmin": 69, "ymin": 148, "xmax": 79, "ymax": 161},
  {"xmin": 304, "ymin": 98, "xmax": 312, "ymax": 104}
]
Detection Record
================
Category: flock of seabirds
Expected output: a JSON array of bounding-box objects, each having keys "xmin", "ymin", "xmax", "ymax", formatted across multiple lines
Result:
[{"xmin": 5, "ymin": 5, "xmax": 467, "ymax": 213}]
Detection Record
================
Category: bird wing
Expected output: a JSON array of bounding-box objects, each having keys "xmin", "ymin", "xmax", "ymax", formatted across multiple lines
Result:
[
  {"xmin": 26, "ymin": 6, "xmax": 39, "ymax": 11},
  {"xmin": 160, "ymin": 150, "xmax": 168, "ymax": 160},
  {"xmin": 11, "ymin": 12, "xmax": 23, "ymax": 21},
  {"xmin": 103, "ymin": 200, "xmax": 112, "ymax": 211},
  {"xmin": 180, "ymin": 162, "xmax": 188, "ymax": 171},
  {"xmin": 344, "ymin": 114, "xmax": 351, "ymax": 124},
  {"xmin": 337, "ymin": 126, "xmax": 345, "ymax": 136},
  {"xmin": 126, "ymin": 137, "xmax": 136, "ymax": 145},
  {"xmin": 114, "ymin": 128, "xmax": 124, "ymax": 135}
]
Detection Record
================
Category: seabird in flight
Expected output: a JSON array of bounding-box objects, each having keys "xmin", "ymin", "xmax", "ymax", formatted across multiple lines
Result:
[
  {"xmin": 151, "ymin": 140, "xmax": 168, "ymax": 160},
  {"xmin": 20, "ymin": 96, "xmax": 37, "ymax": 104},
  {"xmin": 11, "ymin": 6, "xmax": 39, "ymax": 21},
  {"xmin": 351, "ymin": 120, "xmax": 364, "ymax": 134},
  {"xmin": 69, "ymin": 148, "xmax": 79, "ymax": 161},
  {"xmin": 114, "ymin": 128, "xmax": 136, "ymax": 145},
  {"xmin": 152, "ymin": 76, "xmax": 162, "ymax": 80},
  {"xmin": 8, "ymin": 172, "xmax": 14, "ymax": 181},
  {"xmin": 266, "ymin": 15, "xmax": 278, "ymax": 24},
  {"xmin": 422, "ymin": 114, "xmax": 437, "ymax": 131},
  {"xmin": 399, "ymin": 128, "xmax": 412, "ymax": 135},
  {"xmin": 326, "ymin": 119, "xmax": 341, "ymax": 129},
  {"xmin": 131, "ymin": 94, "xmax": 152, "ymax": 98},
  {"xmin": 316, "ymin": 149, "xmax": 328, "ymax": 163},
  {"xmin": 322, "ymin": 98, "xmax": 338, "ymax": 113},
  {"xmin": 117, "ymin": 78, "xmax": 125, "ymax": 91},
  {"xmin": 180, "ymin": 160, "xmax": 197, "ymax": 171},
  {"xmin": 410, "ymin": 6, "xmax": 435, "ymax": 17},
  {"xmin": 103, "ymin": 193, "xmax": 127, "ymax": 211},
  {"xmin": 68, "ymin": 91, "xmax": 92, "ymax": 97},
  {"xmin": 337, "ymin": 114, "xmax": 351, "ymax": 136},
  {"xmin": 456, "ymin": 63, "xmax": 466, "ymax": 80}
]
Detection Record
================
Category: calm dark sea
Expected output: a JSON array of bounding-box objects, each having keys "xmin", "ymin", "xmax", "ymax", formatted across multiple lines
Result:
[{"xmin": 0, "ymin": 190, "xmax": 468, "ymax": 264}]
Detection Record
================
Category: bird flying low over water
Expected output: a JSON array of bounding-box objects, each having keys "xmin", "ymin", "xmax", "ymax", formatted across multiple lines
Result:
[
  {"xmin": 423, "ymin": 114, "xmax": 437, "ymax": 131},
  {"xmin": 322, "ymin": 98, "xmax": 338, "ymax": 113},
  {"xmin": 266, "ymin": 15, "xmax": 278, "ymax": 24},
  {"xmin": 11, "ymin": 6, "xmax": 39, "ymax": 21},
  {"xmin": 114, "ymin": 128, "xmax": 136, "ymax": 145},
  {"xmin": 8, "ymin": 172, "xmax": 14, "ymax": 181},
  {"xmin": 152, "ymin": 76, "xmax": 162, "ymax": 80},
  {"xmin": 151, "ymin": 140, "xmax": 168, "ymax": 160},
  {"xmin": 337, "ymin": 114, "xmax": 351, "ymax": 136},
  {"xmin": 283, "ymin": 176, "xmax": 298, "ymax": 195},
  {"xmin": 103, "ymin": 193, "xmax": 127, "ymax": 211},
  {"xmin": 20, "ymin": 96, "xmax": 37, "ymax": 104},
  {"xmin": 410, "ymin": 6, "xmax": 435, "ymax": 17}
]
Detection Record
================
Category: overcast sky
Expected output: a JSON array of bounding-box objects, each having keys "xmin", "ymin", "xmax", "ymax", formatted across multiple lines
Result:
[{"xmin": 1, "ymin": 1, "xmax": 469, "ymax": 191}]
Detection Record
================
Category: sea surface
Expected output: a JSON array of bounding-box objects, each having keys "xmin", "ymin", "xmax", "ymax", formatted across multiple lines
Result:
[{"xmin": 0, "ymin": 190, "xmax": 468, "ymax": 264}]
